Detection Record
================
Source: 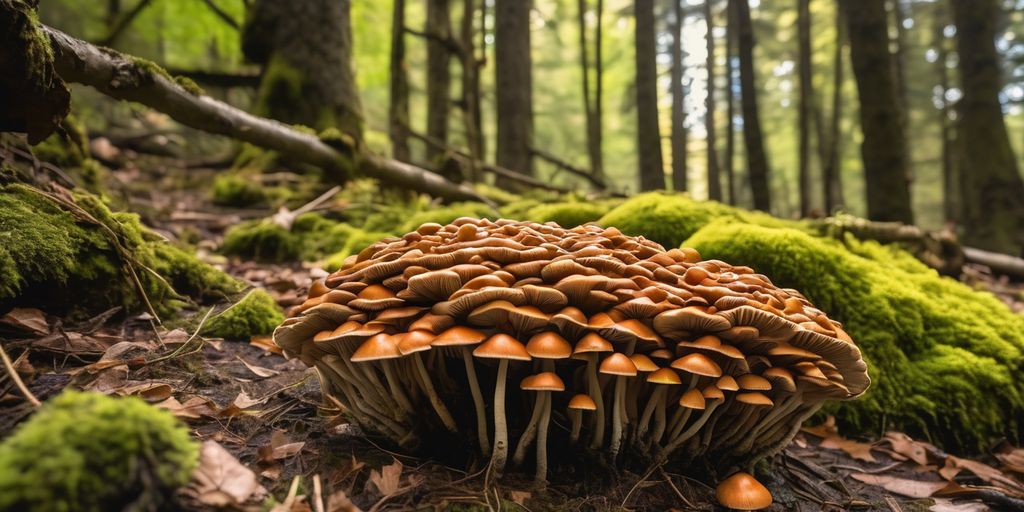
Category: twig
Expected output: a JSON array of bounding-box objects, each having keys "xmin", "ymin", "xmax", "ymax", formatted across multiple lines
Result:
[
  {"xmin": 659, "ymin": 469, "xmax": 695, "ymax": 509},
  {"xmin": 280, "ymin": 475, "xmax": 301, "ymax": 511},
  {"xmin": 312, "ymin": 474, "xmax": 325, "ymax": 512},
  {"xmin": 0, "ymin": 341, "xmax": 40, "ymax": 407},
  {"xmin": 100, "ymin": 0, "xmax": 156, "ymax": 46},
  {"xmin": 199, "ymin": 0, "xmax": 240, "ymax": 29},
  {"xmin": 145, "ymin": 305, "xmax": 215, "ymax": 365},
  {"xmin": 621, "ymin": 463, "xmax": 662, "ymax": 508}
]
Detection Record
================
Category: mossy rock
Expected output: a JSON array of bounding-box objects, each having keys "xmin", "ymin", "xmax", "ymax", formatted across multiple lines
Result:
[
  {"xmin": 598, "ymin": 192, "xmax": 799, "ymax": 249},
  {"xmin": 684, "ymin": 221, "xmax": 1024, "ymax": 451},
  {"xmin": 211, "ymin": 174, "xmax": 267, "ymax": 207},
  {"xmin": 0, "ymin": 390, "xmax": 198, "ymax": 512},
  {"xmin": 203, "ymin": 288, "xmax": 284, "ymax": 340},
  {"xmin": 525, "ymin": 199, "xmax": 620, "ymax": 228},
  {"xmin": 0, "ymin": 184, "xmax": 240, "ymax": 316},
  {"xmin": 221, "ymin": 213, "xmax": 363, "ymax": 263}
]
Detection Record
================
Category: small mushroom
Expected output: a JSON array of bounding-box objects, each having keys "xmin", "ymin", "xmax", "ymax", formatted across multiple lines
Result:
[
  {"xmin": 716, "ymin": 471, "xmax": 772, "ymax": 510},
  {"xmin": 599, "ymin": 353, "xmax": 638, "ymax": 456},
  {"xmin": 512, "ymin": 332, "xmax": 572, "ymax": 466},
  {"xmin": 473, "ymin": 333, "xmax": 531, "ymax": 475},
  {"xmin": 432, "ymin": 326, "xmax": 490, "ymax": 453},
  {"xmin": 518, "ymin": 371, "xmax": 565, "ymax": 481},
  {"xmin": 568, "ymin": 394, "xmax": 597, "ymax": 444}
]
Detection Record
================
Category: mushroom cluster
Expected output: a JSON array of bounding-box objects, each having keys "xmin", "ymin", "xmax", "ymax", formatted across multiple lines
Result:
[{"xmin": 274, "ymin": 219, "xmax": 868, "ymax": 484}]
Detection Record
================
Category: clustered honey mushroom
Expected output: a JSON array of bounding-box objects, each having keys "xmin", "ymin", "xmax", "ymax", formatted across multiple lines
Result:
[{"xmin": 273, "ymin": 218, "xmax": 869, "ymax": 501}]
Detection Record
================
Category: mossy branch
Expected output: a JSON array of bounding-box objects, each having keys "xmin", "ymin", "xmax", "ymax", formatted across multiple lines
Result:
[{"xmin": 39, "ymin": 24, "xmax": 491, "ymax": 205}]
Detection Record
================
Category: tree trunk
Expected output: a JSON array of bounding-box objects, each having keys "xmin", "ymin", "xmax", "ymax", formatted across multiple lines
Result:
[
  {"xmin": 842, "ymin": 0, "xmax": 914, "ymax": 224},
  {"xmin": 724, "ymin": 0, "xmax": 736, "ymax": 205},
  {"xmin": 670, "ymin": 0, "xmax": 688, "ymax": 192},
  {"xmin": 951, "ymin": 0, "xmax": 1024, "ymax": 255},
  {"xmin": 797, "ymin": 0, "xmax": 812, "ymax": 217},
  {"xmin": 461, "ymin": 0, "xmax": 484, "ymax": 178},
  {"xmin": 818, "ymin": 6, "xmax": 846, "ymax": 214},
  {"xmin": 426, "ymin": 0, "xmax": 451, "ymax": 162},
  {"xmin": 735, "ymin": 0, "xmax": 770, "ymax": 211},
  {"xmin": 635, "ymin": 0, "xmax": 664, "ymax": 191},
  {"xmin": 890, "ymin": 0, "xmax": 910, "ymax": 126},
  {"xmin": 579, "ymin": 0, "xmax": 605, "ymax": 185},
  {"xmin": 242, "ymin": 0, "xmax": 363, "ymax": 137},
  {"xmin": 704, "ymin": 0, "xmax": 721, "ymax": 200},
  {"xmin": 389, "ymin": 0, "xmax": 411, "ymax": 162},
  {"xmin": 494, "ymin": 0, "xmax": 534, "ymax": 182},
  {"xmin": 934, "ymin": 2, "xmax": 957, "ymax": 225}
]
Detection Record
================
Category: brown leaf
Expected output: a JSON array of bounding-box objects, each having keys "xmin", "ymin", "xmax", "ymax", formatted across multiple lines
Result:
[
  {"xmin": 850, "ymin": 472, "xmax": 948, "ymax": 498},
  {"xmin": 116, "ymin": 381, "xmax": 173, "ymax": 402},
  {"xmin": 819, "ymin": 435, "xmax": 877, "ymax": 463},
  {"xmin": 221, "ymin": 391, "xmax": 269, "ymax": 417},
  {"xmin": 251, "ymin": 335, "xmax": 283, "ymax": 355},
  {"xmin": 928, "ymin": 498, "xmax": 989, "ymax": 512},
  {"xmin": 190, "ymin": 441, "xmax": 267, "ymax": 507},
  {"xmin": 509, "ymin": 490, "xmax": 531, "ymax": 506},
  {"xmin": 237, "ymin": 356, "xmax": 280, "ymax": 378},
  {"xmin": 941, "ymin": 456, "xmax": 1024, "ymax": 496},
  {"xmin": 995, "ymin": 445, "xmax": 1024, "ymax": 476},
  {"xmin": 0, "ymin": 308, "xmax": 49, "ymax": 336},
  {"xmin": 326, "ymin": 490, "xmax": 361, "ymax": 512},
  {"xmin": 801, "ymin": 416, "xmax": 838, "ymax": 439},
  {"xmin": 156, "ymin": 396, "xmax": 218, "ymax": 419},
  {"xmin": 33, "ymin": 332, "xmax": 108, "ymax": 355},
  {"xmin": 368, "ymin": 460, "xmax": 403, "ymax": 497},
  {"xmin": 881, "ymin": 432, "xmax": 931, "ymax": 466}
]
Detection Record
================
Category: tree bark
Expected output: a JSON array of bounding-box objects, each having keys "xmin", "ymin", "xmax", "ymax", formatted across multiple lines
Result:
[
  {"xmin": 578, "ymin": 0, "xmax": 605, "ymax": 185},
  {"xmin": 933, "ymin": 2, "xmax": 957, "ymax": 225},
  {"xmin": 704, "ymin": 0, "xmax": 721, "ymax": 200},
  {"xmin": 842, "ymin": 0, "xmax": 914, "ymax": 224},
  {"xmin": 389, "ymin": 0, "xmax": 411, "ymax": 162},
  {"xmin": 426, "ymin": 0, "xmax": 452, "ymax": 162},
  {"xmin": 735, "ymin": 0, "xmax": 770, "ymax": 211},
  {"xmin": 40, "ymin": 24, "xmax": 488, "ymax": 204},
  {"xmin": 797, "ymin": 0, "xmax": 813, "ymax": 217},
  {"xmin": 670, "ymin": 0, "xmax": 688, "ymax": 193},
  {"xmin": 242, "ymin": 0, "xmax": 363, "ymax": 137},
  {"xmin": 724, "ymin": 0, "xmax": 736, "ymax": 204},
  {"xmin": 951, "ymin": 0, "xmax": 1024, "ymax": 255},
  {"xmin": 635, "ymin": 0, "xmax": 664, "ymax": 191},
  {"xmin": 494, "ymin": 0, "xmax": 534, "ymax": 183},
  {"xmin": 460, "ymin": 0, "xmax": 484, "ymax": 174},
  {"xmin": 818, "ymin": 6, "xmax": 846, "ymax": 214}
]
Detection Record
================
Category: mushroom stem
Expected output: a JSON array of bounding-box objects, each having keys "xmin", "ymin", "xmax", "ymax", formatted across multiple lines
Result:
[
  {"xmin": 323, "ymin": 355, "xmax": 396, "ymax": 420},
  {"xmin": 569, "ymin": 409, "xmax": 583, "ymax": 444},
  {"xmin": 491, "ymin": 359, "xmax": 511, "ymax": 475},
  {"xmin": 587, "ymin": 355, "xmax": 606, "ymax": 450},
  {"xmin": 650, "ymin": 394, "xmax": 668, "ymax": 448},
  {"xmin": 381, "ymin": 360, "xmax": 415, "ymax": 416},
  {"xmin": 609, "ymin": 375, "xmax": 626, "ymax": 456},
  {"xmin": 742, "ymin": 394, "xmax": 801, "ymax": 451},
  {"xmin": 748, "ymin": 403, "xmax": 822, "ymax": 465},
  {"xmin": 512, "ymin": 392, "xmax": 546, "ymax": 467},
  {"xmin": 636, "ymin": 386, "xmax": 666, "ymax": 440},
  {"xmin": 666, "ymin": 407, "xmax": 693, "ymax": 443},
  {"xmin": 661, "ymin": 401, "xmax": 723, "ymax": 460},
  {"xmin": 535, "ymin": 390, "xmax": 552, "ymax": 482},
  {"xmin": 412, "ymin": 353, "xmax": 459, "ymax": 432},
  {"xmin": 461, "ymin": 347, "xmax": 491, "ymax": 454},
  {"xmin": 316, "ymin": 361, "xmax": 409, "ymax": 441}
]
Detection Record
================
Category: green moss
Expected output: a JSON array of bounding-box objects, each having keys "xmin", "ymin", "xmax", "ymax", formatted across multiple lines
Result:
[
  {"xmin": 0, "ymin": 390, "xmax": 198, "ymax": 512},
  {"xmin": 211, "ymin": 174, "xmax": 267, "ymax": 207},
  {"xmin": 202, "ymin": 289, "xmax": 284, "ymax": 339},
  {"xmin": 525, "ymin": 199, "xmax": 620, "ymax": 228},
  {"xmin": 683, "ymin": 222, "xmax": 1024, "ymax": 451},
  {"xmin": 173, "ymin": 75, "xmax": 204, "ymax": 96},
  {"xmin": 0, "ymin": 184, "xmax": 239, "ymax": 316},
  {"xmin": 221, "ymin": 220, "xmax": 299, "ymax": 262},
  {"xmin": 597, "ymin": 192, "xmax": 801, "ymax": 249}
]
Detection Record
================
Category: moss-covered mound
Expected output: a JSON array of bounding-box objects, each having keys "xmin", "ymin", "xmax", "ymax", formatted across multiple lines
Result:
[
  {"xmin": 525, "ymin": 199, "xmax": 620, "ymax": 228},
  {"xmin": 684, "ymin": 221, "xmax": 1024, "ymax": 451},
  {"xmin": 211, "ymin": 174, "xmax": 267, "ymax": 207},
  {"xmin": 0, "ymin": 390, "xmax": 198, "ymax": 512},
  {"xmin": 597, "ymin": 192, "xmax": 797, "ymax": 249},
  {"xmin": 0, "ymin": 184, "xmax": 240, "ymax": 316},
  {"xmin": 203, "ymin": 288, "xmax": 284, "ymax": 339}
]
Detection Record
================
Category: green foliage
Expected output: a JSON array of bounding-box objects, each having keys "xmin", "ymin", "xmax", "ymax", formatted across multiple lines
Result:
[
  {"xmin": 220, "ymin": 220, "xmax": 300, "ymax": 262},
  {"xmin": 0, "ymin": 184, "xmax": 239, "ymax": 315},
  {"xmin": 211, "ymin": 174, "xmax": 267, "ymax": 207},
  {"xmin": 683, "ymin": 222, "xmax": 1024, "ymax": 451},
  {"xmin": 397, "ymin": 202, "xmax": 495, "ymax": 233},
  {"xmin": 598, "ymin": 192, "xmax": 767, "ymax": 248},
  {"xmin": 203, "ymin": 288, "xmax": 284, "ymax": 339},
  {"xmin": 0, "ymin": 390, "xmax": 198, "ymax": 512},
  {"xmin": 525, "ymin": 199, "xmax": 621, "ymax": 227}
]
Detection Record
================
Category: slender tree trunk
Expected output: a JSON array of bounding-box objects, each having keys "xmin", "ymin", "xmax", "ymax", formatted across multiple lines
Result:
[
  {"xmin": 461, "ymin": 0, "xmax": 484, "ymax": 178},
  {"xmin": 389, "ymin": 0, "xmax": 411, "ymax": 162},
  {"xmin": 579, "ymin": 0, "xmax": 605, "ymax": 184},
  {"xmin": 426, "ymin": 0, "xmax": 452, "ymax": 162},
  {"xmin": 704, "ymin": 0, "xmax": 721, "ymax": 200},
  {"xmin": 495, "ymin": 0, "xmax": 534, "ymax": 181},
  {"xmin": 724, "ymin": 0, "xmax": 736, "ymax": 205},
  {"xmin": 670, "ymin": 0, "xmax": 688, "ymax": 192},
  {"xmin": 842, "ymin": 0, "xmax": 914, "ymax": 224},
  {"xmin": 951, "ymin": 0, "xmax": 1024, "ymax": 255},
  {"xmin": 735, "ymin": 0, "xmax": 770, "ymax": 211},
  {"xmin": 816, "ymin": 5, "xmax": 846, "ymax": 214},
  {"xmin": 797, "ymin": 0, "xmax": 813, "ymax": 217},
  {"xmin": 242, "ymin": 0, "xmax": 364, "ymax": 137},
  {"xmin": 636, "ymin": 0, "xmax": 664, "ymax": 191},
  {"xmin": 890, "ymin": 0, "xmax": 910, "ymax": 126},
  {"xmin": 934, "ymin": 2, "xmax": 957, "ymax": 224}
]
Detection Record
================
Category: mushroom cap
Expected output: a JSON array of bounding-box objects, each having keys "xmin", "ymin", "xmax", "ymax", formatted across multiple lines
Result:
[
  {"xmin": 397, "ymin": 330, "xmax": 435, "ymax": 355},
  {"xmin": 521, "ymin": 372, "xmax": 565, "ymax": 391},
  {"xmin": 629, "ymin": 353, "xmax": 659, "ymax": 372},
  {"xmin": 679, "ymin": 388, "xmax": 707, "ymax": 409},
  {"xmin": 432, "ymin": 325, "xmax": 487, "ymax": 347},
  {"xmin": 599, "ymin": 353, "xmax": 638, "ymax": 376},
  {"xmin": 736, "ymin": 392, "xmax": 774, "ymax": 407},
  {"xmin": 717, "ymin": 375, "xmax": 740, "ymax": 391},
  {"xmin": 351, "ymin": 333, "xmax": 401, "ymax": 362},
  {"xmin": 473, "ymin": 333, "xmax": 531, "ymax": 361},
  {"xmin": 737, "ymin": 374, "xmax": 773, "ymax": 391},
  {"xmin": 647, "ymin": 367, "xmax": 683, "ymax": 385},
  {"xmin": 702, "ymin": 385, "xmax": 725, "ymax": 401},
  {"xmin": 573, "ymin": 332, "xmax": 614, "ymax": 354},
  {"xmin": 716, "ymin": 472, "xmax": 773, "ymax": 511},
  {"xmin": 671, "ymin": 353, "xmax": 723, "ymax": 378},
  {"xmin": 568, "ymin": 393, "xmax": 598, "ymax": 410},
  {"xmin": 526, "ymin": 331, "xmax": 572, "ymax": 359}
]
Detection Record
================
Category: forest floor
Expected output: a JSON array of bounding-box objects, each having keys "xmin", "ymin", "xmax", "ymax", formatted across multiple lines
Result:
[{"xmin": 2, "ymin": 138, "xmax": 1024, "ymax": 511}]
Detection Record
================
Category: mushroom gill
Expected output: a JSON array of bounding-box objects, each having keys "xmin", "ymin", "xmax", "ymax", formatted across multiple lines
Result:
[{"xmin": 274, "ymin": 218, "xmax": 869, "ymax": 486}]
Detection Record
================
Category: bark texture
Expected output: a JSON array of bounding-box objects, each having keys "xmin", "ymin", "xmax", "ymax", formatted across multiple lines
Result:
[
  {"xmin": 951, "ymin": 0, "xmax": 1024, "ymax": 255},
  {"xmin": 703, "ymin": 0, "xmax": 721, "ymax": 200},
  {"xmin": 724, "ymin": 0, "xmax": 736, "ymax": 204},
  {"xmin": 389, "ymin": 0, "xmax": 411, "ymax": 161},
  {"xmin": 842, "ymin": 0, "xmax": 914, "ymax": 224},
  {"xmin": 669, "ymin": 0, "xmax": 687, "ymax": 193},
  {"xmin": 494, "ymin": 0, "xmax": 534, "ymax": 182},
  {"xmin": 579, "ymin": 0, "xmax": 605, "ymax": 185},
  {"xmin": 797, "ymin": 0, "xmax": 812, "ymax": 217},
  {"xmin": 426, "ymin": 0, "xmax": 452, "ymax": 162},
  {"xmin": 735, "ymin": 0, "xmax": 770, "ymax": 211},
  {"xmin": 636, "ymin": 0, "xmax": 665, "ymax": 191}
]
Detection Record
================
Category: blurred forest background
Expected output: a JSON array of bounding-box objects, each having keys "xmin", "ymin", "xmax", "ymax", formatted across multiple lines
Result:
[{"xmin": 35, "ymin": 0, "xmax": 1024, "ymax": 254}]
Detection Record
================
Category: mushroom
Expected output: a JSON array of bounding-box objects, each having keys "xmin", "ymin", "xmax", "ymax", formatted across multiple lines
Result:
[
  {"xmin": 473, "ymin": 333, "xmax": 531, "ymax": 475},
  {"xmin": 274, "ymin": 219, "xmax": 869, "ymax": 477},
  {"xmin": 518, "ymin": 371, "xmax": 565, "ymax": 481},
  {"xmin": 716, "ymin": 472, "xmax": 772, "ymax": 511}
]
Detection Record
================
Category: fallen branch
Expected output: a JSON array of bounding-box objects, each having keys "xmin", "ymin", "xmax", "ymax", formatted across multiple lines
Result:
[
  {"xmin": 42, "ymin": 24, "xmax": 490, "ymax": 205},
  {"xmin": 0, "ymin": 341, "xmax": 40, "ymax": 407},
  {"xmin": 963, "ymin": 247, "xmax": 1024, "ymax": 280},
  {"xmin": 531, "ymin": 146, "xmax": 606, "ymax": 190},
  {"xmin": 164, "ymin": 68, "xmax": 260, "ymax": 88}
]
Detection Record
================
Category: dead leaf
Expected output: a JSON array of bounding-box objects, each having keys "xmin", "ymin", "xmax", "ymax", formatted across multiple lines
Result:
[
  {"xmin": 251, "ymin": 335, "xmax": 283, "ymax": 355},
  {"xmin": 819, "ymin": 435, "xmax": 877, "ymax": 463},
  {"xmin": 237, "ymin": 356, "xmax": 280, "ymax": 378},
  {"xmin": 929, "ymin": 499, "xmax": 989, "ymax": 512},
  {"xmin": 221, "ymin": 391, "xmax": 269, "ymax": 417},
  {"xmin": 368, "ymin": 460, "xmax": 402, "ymax": 496},
  {"xmin": 509, "ymin": 490, "xmax": 531, "ymax": 506},
  {"xmin": 995, "ymin": 445, "xmax": 1024, "ymax": 476},
  {"xmin": 327, "ymin": 490, "xmax": 361, "ymax": 512},
  {"xmin": 801, "ymin": 416, "xmax": 838, "ymax": 439},
  {"xmin": 941, "ymin": 456, "xmax": 1024, "ymax": 495},
  {"xmin": 0, "ymin": 308, "xmax": 49, "ymax": 336},
  {"xmin": 882, "ymin": 432, "xmax": 931, "ymax": 466},
  {"xmin": 116, "ymin": 381, "xmax": 173, "ymax": 402},
  {"xmin": 156, "ymin": 395, "xmax": 218, "ymax": 419},
  {"xmin": 33, "ymin": 331, "xmax": 108, "ymax": 354},
  {"xmin": 190, "ymin": 441, "xmax": 267, "ymax": 507},
  {"xmin": 850, "ymin": 472, "xmax": 948, "ymax": 498}
]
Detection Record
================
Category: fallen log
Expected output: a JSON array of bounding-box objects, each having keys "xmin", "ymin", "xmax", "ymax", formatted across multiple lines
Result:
[
  {"xmin": 39, "ymin": 24, "xmax": 490, "ymax": 205},
  {"xmin": 963, "ymin": 247, "xmax": 1024, "ymax": 280}
]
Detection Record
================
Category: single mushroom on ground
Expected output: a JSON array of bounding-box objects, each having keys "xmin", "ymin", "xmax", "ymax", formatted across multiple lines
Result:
[{"xmin": 273, "ymin": 219, "xmax": 868, "ymax": 491}]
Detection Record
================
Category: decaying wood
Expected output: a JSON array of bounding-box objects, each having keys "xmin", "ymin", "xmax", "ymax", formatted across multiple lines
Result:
[
  {"xmin": 963, "ymin": 247, "xmax": 1024, "ymax": 280},
  {"xmin": 41, "ymin": 24, "xmax": 490, "ymax": 205}
]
